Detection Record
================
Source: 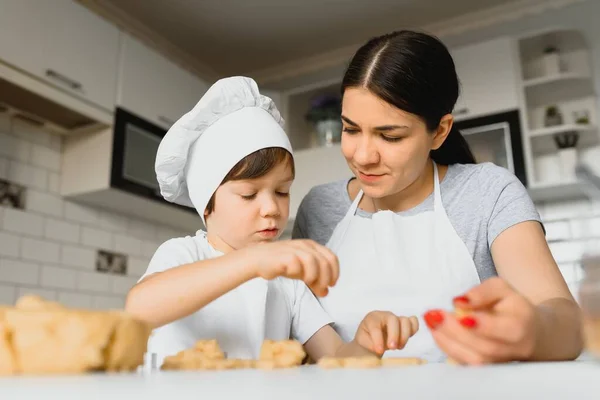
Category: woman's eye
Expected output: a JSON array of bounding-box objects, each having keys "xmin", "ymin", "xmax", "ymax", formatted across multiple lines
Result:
[
  {"xmin": 342, "ymin": 127, "xmax": 359, "ymax": 134},
  {"xmin": 382, "ymin": 135, "xmax": 402, "ymax": 143},
  {"xmin": 241, "ymin": 194, "xmax": 256, "ymax": 200}
]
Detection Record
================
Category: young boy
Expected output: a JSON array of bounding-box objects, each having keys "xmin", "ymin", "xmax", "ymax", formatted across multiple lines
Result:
[{"xmin": 125, "ymin": 77, "xmax": 417, "ymax": 368}]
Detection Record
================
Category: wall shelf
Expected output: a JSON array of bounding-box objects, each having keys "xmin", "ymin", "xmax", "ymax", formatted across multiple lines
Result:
[{"xmin": 523, "ymin": 72, "xmax": 590, "ymax": 88}]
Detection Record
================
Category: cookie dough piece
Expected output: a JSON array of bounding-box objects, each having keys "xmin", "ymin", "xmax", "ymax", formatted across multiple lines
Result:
[
  {"xmin": 381, "ymin": 357, "xmax": 426, "ymax": 366},
  {"xmin": 341, "ymin": 356, "xmax": 381, "ymax": 368},
  {"xmin": 193, "ymin": 339, "xmax": 225, "ymax": 360},
  {"xmin": 259, "ymin": 339, "xmax": 305, "ymax": 368},
  {"xmin": 317, "ymin": 357, "xmax": 345, "ymax": 369},
  {"xmin": 161, "ymin": 340, "xmax": 228, "ymax": 371},
  {"xmin": 162, "ymin": 352, "xmax": 219, "ymax": 371},
  {"xmin": 214, "ymin": 359, "xmax": 254, "ymax": 370}
]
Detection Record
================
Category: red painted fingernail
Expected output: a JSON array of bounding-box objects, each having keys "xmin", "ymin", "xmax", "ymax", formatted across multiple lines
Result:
[
  {"xmin": 459, "ymin": 316, "xmax": 477, "ymax": 328},
  {"xmin": 453, "ymin": 295, "xmax": 470, "ymax": 305},
  {"xmin": 424, "ymin": 310, "xmax": 444, "ymax": 329}
]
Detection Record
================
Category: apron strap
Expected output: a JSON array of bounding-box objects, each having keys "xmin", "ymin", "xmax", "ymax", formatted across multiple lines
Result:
[{"xmin": 349, "ymin": 187, "xmax": 363, "ymax": 216}]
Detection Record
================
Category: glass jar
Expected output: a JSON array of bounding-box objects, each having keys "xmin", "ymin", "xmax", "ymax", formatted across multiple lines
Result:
[{"xmin": 580, "ymin": 254, "xmax": 600, "ymax": 360}]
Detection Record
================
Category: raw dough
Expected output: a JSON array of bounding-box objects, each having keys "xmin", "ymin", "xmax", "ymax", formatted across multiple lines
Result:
[
  {"xmin": 0, "ymin": 295, "xmax": 151, "ymax": 375},
  {"xmin": 258, "ymin": 339, "xmax": 306, "ymax": 368},
  {"xmin": 162, "ymin": 339, "xmax": 306, "ymax": 371},
  {"xmin": 381, "ymin": 357, "xmax": 426, "ymax": 366},
  {"xmin": 317, "ymin": 356, "xmax": 425, "ymax": 369},
  {"xmin": 162, "ymin": 340, "xmax": 226, "ymax": 371},
  {"xmin": 336, "ymin": 356, "xmax": 381, "ymax": 368}
]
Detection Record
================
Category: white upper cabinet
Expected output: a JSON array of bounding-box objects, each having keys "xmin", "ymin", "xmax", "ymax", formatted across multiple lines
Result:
[
  {"xmin": 0, "ymin": 0, "xmax": 120, "ymax": 111},
  {"xmin": 117, "ymin": 33, "xmax": 208, "ymax": 130},
  {"xmin": 451, "ymin": 37, "xmax": 520, "ymax": 121}
]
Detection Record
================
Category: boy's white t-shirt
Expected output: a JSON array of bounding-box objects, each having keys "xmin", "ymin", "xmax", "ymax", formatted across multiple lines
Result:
[{"xmin": 140, "ymin": 230, "xmax": 333, "ymax": 367}]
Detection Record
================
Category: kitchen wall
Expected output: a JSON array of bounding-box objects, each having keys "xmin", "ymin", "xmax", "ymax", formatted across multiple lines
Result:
[
  {"xmin": 440, "ymin": 0, "xmax": 600, "ymax": 300},
  {"xmin": 0, "ymin": 113, "xmax": 192, "ymax": 307}
]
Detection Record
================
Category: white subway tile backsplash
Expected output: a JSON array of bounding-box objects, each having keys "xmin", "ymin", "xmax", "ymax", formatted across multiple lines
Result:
[
  {"xmin": 0, "ymin": 117, "xmax": 199, "ymax": 307},
  {"xmin": 12, "ymin": 119, "xmax": 52, "ymax": 146},
  {"xmin": 0, "ymin": 231, "xmax": 20, "ymax": 258},
  {"xmin": 93, "ymin": 295, "xmax": 125, "ymax": 310},
  {"xmin": 48, "ymin": 172, "xmax": 61, "ymax": 194},
  {"xmin": 17, "ymin": 286, "xmax": 57, "ymax": 301},
  {"xmin": 61, "ymin": 245, "xmax": 95, "ymax": 270},
  {"xmin": 98, "ymin": 211, "xmax": 129, "ymax": 233},
  {"xmin": 0, "ymin": 133, "xmax": 31, "ymax": 162},
  {"xmin": 0, "ymin": 283, "xmax": 16, "ymax": 305},
  {"xmin": 548, "ymin": 241, "xmax": 585, "ymax": 264},
  {"xmin": 26, "ymin": 190, "xmax": 64, "ymax": 217},
  {"xmin": 540, "ymin": 200, "xmax": 592, "ymax": 221},
  {"xmin": 141, "ymin": 241, "xmax": 160, "ymax": 258},
  {"xmin": 44, "ymin": 218, "xmax": 80, "ymax": 244},
  {"xmin": 64, "ymin": 201, "xmax": 100, "ymax": 225},
  {"xmin": 58, "ymin": 292, "xmax": 93, "ymax": 308},
  {"xmin": 41, "ymin": 265, "xmax": 78, "ymax": 289},
  {"xmin": 128, "ymin": 220, "xmax": 158, "ymax": 241},
  {"xmin": 2, "ymin": 208, "xmax": 44, "ymax": 236},
  {"xmin": 112, "ymin": 275, "xmax": 137, "ymax": 295},
  {"xmin": 81, "ymin": 227, "xmax": 113, "ymax": 250},
  {"xmin": 8, "ymin": 160, "xmax": 47, "ymax": 190},
  {"xmin": 544, "ymin": 221, "xmax": 571, "ymax": 242},
  {"xmin": 156, "ymin": 227, "xmax": 187, "ymax": 243},
  {"xmin": 77, "ymin": 271, "xmax": 111, "ymax": 293},
  {"xmin": 128, "ymin": 257, "xmax": 149, "ymax": 278},
  {"xmin": 0, "ymin": 157, "xmax": 8, "ymax": 179},
  {"xmin": 114, "ymin": 235, "xmax": 142, "ymax": 257},
  {"xmin": 558, "ymin": 263, "xmax": 581, "ymax": 284},
  {"xmin": 0, "ymin": 259, "xmax": 39, "ymax": 285},
  {"xmin": 30, "ymin": 144, "xmax": 61, "ymax": 172},
  {"xmin": 21, "ymin": 238, "xmax": 60, "ymax": 263}
]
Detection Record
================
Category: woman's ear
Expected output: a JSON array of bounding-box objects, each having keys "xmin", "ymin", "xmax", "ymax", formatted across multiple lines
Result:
[{"xmin": 431, "ymin": 114, "xmax": 454, "ymax": 150}]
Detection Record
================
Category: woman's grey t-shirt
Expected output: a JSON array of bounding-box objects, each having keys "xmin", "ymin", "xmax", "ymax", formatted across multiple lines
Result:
[{"xmin": 292, "ymin": 162, "xmax": 542, "ymax": 281}]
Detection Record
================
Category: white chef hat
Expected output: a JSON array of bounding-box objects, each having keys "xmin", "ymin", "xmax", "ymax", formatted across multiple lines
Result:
[{"xmin": 155, "ymin": 76, "xmax": 293, "ymax": 225}]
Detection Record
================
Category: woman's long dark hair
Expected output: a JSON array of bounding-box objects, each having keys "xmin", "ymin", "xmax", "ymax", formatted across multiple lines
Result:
[{"xmin": 342, "ymin": 30, "xmax": 476, "ymax": 165}]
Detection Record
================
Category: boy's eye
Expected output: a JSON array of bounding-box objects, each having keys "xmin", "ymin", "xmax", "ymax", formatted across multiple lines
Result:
[
  {"xmin": 276, "ymin": 192, "xmax": 290, "ymax": 197},
  {"xmin": 241, "ymin": 194, "xmax": 256, "ymax": 200}
]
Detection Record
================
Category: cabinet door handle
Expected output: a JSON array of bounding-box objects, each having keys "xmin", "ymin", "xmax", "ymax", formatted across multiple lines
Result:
[
  {"xmin": 45, "ymin": 69, "xmax": 83, "ymax": 92},
  {"xmin": 158, "ymin": 115, "xmax": 175, "ymax": 126},
  {"xmin": 454, "ymin": 108, "xmax": 469, "ymax": 115}
]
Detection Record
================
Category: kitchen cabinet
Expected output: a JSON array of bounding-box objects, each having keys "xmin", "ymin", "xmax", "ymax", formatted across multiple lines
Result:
[
  {"xmin": 0, "ymin": 0, "xmax": 120, "ymax": 111},
  {"xmin": 451, "ymin": 37, "xmax": 520, "ymax": 121},
  {"xmin": 117, "ymin": 34, "xmax": 208, "ymax": 130},
  {"xmin": 290, "ymin": 145, "xmax": 351, "ymax": 220}
]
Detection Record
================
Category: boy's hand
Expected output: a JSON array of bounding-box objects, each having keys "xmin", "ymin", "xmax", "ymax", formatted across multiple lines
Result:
[
  {"xmin": 242, "ymin": 239, "xmax": 339, "ymax": 297},
  {"xmin": 354, "ymin": 311, "xmax": 419, "ymax": 355}
]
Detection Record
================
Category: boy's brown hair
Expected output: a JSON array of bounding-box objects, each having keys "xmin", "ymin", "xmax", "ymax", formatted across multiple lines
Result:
[{"xmin": 205, "ymin": 147, "xmax": 294, "ymax": 215}]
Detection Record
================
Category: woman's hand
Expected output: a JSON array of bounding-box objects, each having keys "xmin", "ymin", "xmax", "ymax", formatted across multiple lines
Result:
[
  {"xmin": 424, "ymin": 277, "xmax": 538, "ymax": 365},
  {"xmin": 241, "ymin": 239, "xmax": 339, "ymax": 297},
  {"xmin": 354, "ymin": 311, "xmax": 419, "ymax": 356}
]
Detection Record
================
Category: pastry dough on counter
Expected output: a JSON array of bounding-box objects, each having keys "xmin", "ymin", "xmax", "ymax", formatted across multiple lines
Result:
[
  {"xmin": 162, "ymin": 339, "xmax": 306, "ymax": 371},
  {"xmin": 0, "ymin": 295, "xmax": 151, "ymax": 375}
]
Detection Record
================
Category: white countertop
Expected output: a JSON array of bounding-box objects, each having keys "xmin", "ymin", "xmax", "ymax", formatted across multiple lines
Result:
[{"xmin": 1, "ymin": 361, "xmax": 599, "ymax": 400}]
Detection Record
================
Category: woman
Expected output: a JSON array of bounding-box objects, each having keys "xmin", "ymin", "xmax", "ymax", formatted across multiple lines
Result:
[{"xmin": 293, "ymin": 30, "xmax": 582, "ymax": 364}]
